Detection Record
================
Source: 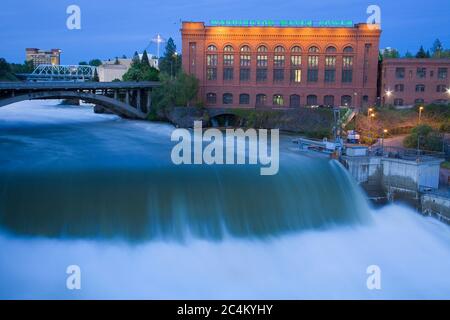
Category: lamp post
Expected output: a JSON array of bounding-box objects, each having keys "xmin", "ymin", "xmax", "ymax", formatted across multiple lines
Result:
[
  {"xmin": 418, "ymin": 105, "xmax": 424, "ymax": 124},
  {"xmin": 369, "ymin": 112, "xmax": 375, "ymax": 143},
  {"xmin": 170, "ymin": 52, "xmax": 178, "ymax": 80},
  {"xmin": 382, "ymin": 129, "xmax": 388, "ymax": 155}
]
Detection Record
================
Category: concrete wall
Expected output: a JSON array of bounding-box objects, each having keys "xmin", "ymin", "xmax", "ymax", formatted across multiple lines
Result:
[{"xmin": 422, "ymin": 193, "xmax": 450, "ymax": 222}]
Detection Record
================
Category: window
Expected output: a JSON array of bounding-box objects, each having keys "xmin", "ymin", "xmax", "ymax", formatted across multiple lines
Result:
[
  {"xmin": 240, "ymin": 45, "xmax": 251, "ymax": 52},
  {"xmin": 207, "ymin": 68, "xmax": 217, "ymax": 80},
  {"xmin": 274, "ymin": 55, "xmax": 285, "ymax": 67},
  {"xmin": 239, "ymin": 94, "xmax": 250, "ymax": 105},
  {"xmin": 308, "ymin": 46, "xmax": 319, "ymax": 53},
  {"xmin": 324, "ymin": 95, "xmax": 334, "ymax": 106},
  {"xmin": 223, "ymin": 93, "xmax": 233, "ymax": 105},
  {"xmin": 307, "ymin": 55, "xmax": 319, "ymax": 82},
  {"xmin": 223, "ymin": 67, "xmax": 233, "ymax": 81},
  {"xmin": 207, "ymin": 45, "xmax": 217, "ymax": 52},
  {"xmin": 223, "ymin": 54, "xmax": 234, "ymax": 66},
  {"xmin": 291, "ymin": 46, "xmax": 302, "ymax": 53},
  {"xmin": 273, "ymin": 69, "xmax": 284, "ymax": 82},
  {"xmin": 395, "ymin": 84, "xmax": 404, "ymax": 92},
  {"xmin": 438, "ymin": 68, "xmax": 448, "ymax": 79},
  {"xmin": 291, "ymin": 55, "xmax": 301, "ymax": 66},
  {"xmin": 342, "ymin": 56, "xmax": 353, "ymax": 83},
  {"xmin": 307, "ymin": 69, "xmax": 318, "ymax": 82},
  {"xmin": 224, "ymin": 45, "xmax": 234, "ymax": 52},
  {"xmin": 415, "ymin": 98, "xmax": 424, "ymax": 105},
  {"xmin": 256, "ymin": 68, "xmax": 267, "ymax": 82},
  {"xmin": 290, "ymin": 69, "xmax": 301, "ymax": 83},
  {"xmin": 274, "ymin": 46, "xmax": 285, "ymax": 53},
  {"xmin": 206, "ymin": 93, "xmax": 217, "ymax": 104},
  {"xmin": 207, "ymin": 54, "xmax": 218, "ymax": 67},
  {"xmin": 437, "ymin": 84, "xmax": 447, "ymax": 92},
  {"xmin": 343, "ymin": 46, "xmax": 354, "ymax": 53},
  {"xmin": 273, "ymin": 94, "xmax": 284, "ymax": 106},
  {"xmin": 240, "ymin": 54, "xmax": 251, "ymax": 67},
  {"xmin": 290, "ymin": 95, "xmax": 300, "ymax": 107},
  {"xmin": 326, "ymin": 46, "xmax": 337, "ymax": 53},
  {"xmin": 257, "ymin": 45, "xmax": 268, "ymax": 53},
  {"xmin": 363, "ymin": 95, "xmax": 369, "ymax": 103},
  {"xmin": 341, "ymin": 95, "xmax": 352, "ymax": 106},
  {"xmin": 325, "ymin": 56, "xmax": 336, "ymax": 83},
  {"xmin": 257, "ymin": 55, "xmax": 268, "ymax": 67},
  {"xmin": 415, "ymin": 84, "xmax": 425, "ymax": 92},
  {"xmin": 240, "ymin": 68, "xmax": 250, "ymax": 82},
  {"xmin": 395, "ymin": 67, "xmax": 405, "ymax": 79},
  {"xmin": 306, "ymin": 95, "xmax": 318, "ymax": 106},
  {"xmin": 256, "ymin": 94, "xmax": 267, "ymax": 107},
  {"xmin": 416, "ymin": 67, "xmax": 426, "ymax": 78},
  {"xmin": 394, "ymin": 98, "xmax": 404, "ymax": 106}
]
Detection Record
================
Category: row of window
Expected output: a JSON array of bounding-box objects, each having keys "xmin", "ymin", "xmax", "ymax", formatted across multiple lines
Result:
[
  {"xmin": 207, "ymin": 68, "xmax": 353, "ymax": 83},
  {"xmin": 393, "ymin": 98, "xmax": 432, "ymax": 106},
  {"xmin": 207, "ymin": 54, "xmax": 354, "ymax": 68},
  {"xmin": 394, "ymin": 67, "xmax": 448, "ymax": 80},
  {"xmin": 394, "ymin": 84, "xmax": 448, "ymax": 93},
  {"xmin": 207, "ymin": 44, "xmax": 355, "ymax": 53},
  {"xmin": 206, "ymin": 93, "xmax": 363, "ymax": 107}
]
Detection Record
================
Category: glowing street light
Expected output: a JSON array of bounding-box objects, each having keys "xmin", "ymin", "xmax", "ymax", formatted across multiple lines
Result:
[
  {"xmin": 385, "ymin": 90, "xmax": 392, "ymax": 97},
  {"xmin": 382, "ymin": 129, "xmax": 388, "ymax": 154},
  {"xmin": 419, "ymin": 105, "xmax": 424, "ymax": 124}
]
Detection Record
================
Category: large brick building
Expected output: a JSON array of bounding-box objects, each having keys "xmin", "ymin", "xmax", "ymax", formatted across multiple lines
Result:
[
  {"xmin": 181, "ymin": 21, "xmax": 381, "ymax": 109},
  {"xmin": 381, "ymin": 58, "xmax": 450, "ymax": 106}
]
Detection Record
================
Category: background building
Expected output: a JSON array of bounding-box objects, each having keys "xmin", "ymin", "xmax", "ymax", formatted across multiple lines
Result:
[
  {"xmin": 25, "ymin": 48, "xmax": 61, "ymax": 67},
  {"xmin": 181, "ymin": 21, "xmax": 381, "ymax": 109},
  {"xmin": 98, "ymin": 58, "xmax": 132, "ymax": 82},
  {"xmin": 381, "ymin": 58, "xmax": 450, "ymax": 106}
]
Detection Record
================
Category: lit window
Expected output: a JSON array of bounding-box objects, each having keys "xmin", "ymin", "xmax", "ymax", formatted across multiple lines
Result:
[
  {"xmin": 273, "ymin": 94, "xmax": 284, "ymax": 106},
  {"xmin": 291, "ymin": 69, "xmax": 301, "ymax": 83}
]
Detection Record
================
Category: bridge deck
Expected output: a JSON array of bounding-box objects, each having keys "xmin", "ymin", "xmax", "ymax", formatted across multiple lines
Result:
[{"xmin": 0, "ymin": 81, "xmax": 160, "ymax": 91}]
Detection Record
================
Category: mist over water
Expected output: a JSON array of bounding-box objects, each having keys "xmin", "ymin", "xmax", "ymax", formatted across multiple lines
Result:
[{"xmin": 0, "ymin": 100, "xmax": 450, "ymax": 299}]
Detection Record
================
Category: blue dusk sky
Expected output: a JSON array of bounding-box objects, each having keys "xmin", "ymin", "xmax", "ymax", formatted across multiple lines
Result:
[{"xmin": 1, "ymin": 0, "xmax": 449, "ymax": 64}]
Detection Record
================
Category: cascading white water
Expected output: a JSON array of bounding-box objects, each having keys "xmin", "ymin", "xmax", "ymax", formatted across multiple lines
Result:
[{"xmin": 0, "ymin": 100, "xmax": 450, "ymax": 299}]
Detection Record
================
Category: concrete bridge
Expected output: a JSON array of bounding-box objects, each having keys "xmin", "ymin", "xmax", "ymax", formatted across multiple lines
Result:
[{"xmin": 0, "ymin": 81, "xmax": 160, "ymax": 119}]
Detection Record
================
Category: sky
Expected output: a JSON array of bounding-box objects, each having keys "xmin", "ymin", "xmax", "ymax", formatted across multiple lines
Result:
[{"xmin": 1, "ymin": 0, "xmax": 449, "ymax": 64}]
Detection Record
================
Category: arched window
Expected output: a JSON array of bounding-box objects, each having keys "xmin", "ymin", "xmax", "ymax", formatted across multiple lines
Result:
[
  {"xmin": 273, "ymin": 94, "xmax": 284, "ymax": 106},
  {"xmin": 289, "ymin": 94, "xmax": 300, "ymax": 107},
  {"xmin": 341, "ymin": 95, "xmax": 352, "ymax": 106},
  {"xmin": 256, "ymin": 94, "xmax": 267, "ymax": 107},
  {"xmin": 394, "ymin": 98, "xmax": 404, "ymax": 106},
  {"xmin": 343, "ymin": 46, "xmax": 354, "ymax": 53},
  {"xmin": 324, "ymin": 95, "xmax": 335, "ymax": 107},
  {"xmin": 415, "ymin": 84, "xmax": 425, "ymax": 92},
  {"xmin": 308, "ymin": 46, "xmax": 320, "ymax": 53},
  {"xmin": 206, "ymin": 93, "xmax": 217, "ymax": 104},
  {"xmin": 306, "ymin": 95, "xmax": 318, "ymax": 106},
  {"xmin": 240, "ymin": 45, "xmax": 251, "ymax": 52},
  {"xmin": 326, "ymin": 46, "xmax": 337, "ymax": 53},
  {"xmin": 223, "ymin": 45, "xmax": 234, "ymax": 52},
  {"xmin": 257, "ymin": 45, "xmax": 268, "ymax": 52},
  {"xmin": 207, "ymin": 45, "xmax": 217, "ymax": 51},
  {"xmin": 240, "ymin": 45, "xmax": 251, "ymax": 67},
  {"xmin": 239, "ymin": 94, "xmax": 250, "ymax": 105},
  {"xmin": 291, "ymin": 46, "xmax": 302, "ymax": 53},
  {"xmin": 274, "ymin": 46, "xmax": 285, "ymax": 68},
  {"xmin": 274, "ymin": 46, "xmax": 285, "ymax": 53},
  {"xmin": 223, "ymin": 93, "xmax": 233, "ymax": 105}
]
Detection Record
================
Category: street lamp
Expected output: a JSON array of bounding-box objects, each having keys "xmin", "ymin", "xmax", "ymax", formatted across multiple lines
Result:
[
  {"xmin": 382, "ymin": 129, "xmax": 388, "ymax": 155},
  {"xmin": 419, "ymin": 105, "xmax": 424, "ymax": 124},
  {"xmin": 170, "ymin": 52, "xmax": 178, "ymax": 79},
  {"xmin": 368, "ymin": 112, "xmax": 375, "ymax": 142}
]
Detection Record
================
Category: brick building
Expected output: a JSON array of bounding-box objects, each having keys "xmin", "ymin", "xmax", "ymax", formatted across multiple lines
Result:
[
  {"xmin": 381, "ymin": 58, "xmax": 450, "ymax": 106},
  {"xmin": 25, "ymin": 48, "xmax": 61, "ymax": 67},
  {"xmin": 181, "ymin": 21, "xmax": 381, "ymax": 109}
]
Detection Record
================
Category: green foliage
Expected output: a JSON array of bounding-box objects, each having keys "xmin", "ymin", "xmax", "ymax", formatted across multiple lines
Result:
[
  {"xmin": 152, "ymin": 72, "xmax": 199, "ymax": 110},
  {"xmin": 92, "ymin": 68, "xmax": 99, "ymax": 82},
  {"xmin": 432, "ymin": 39, "xmax": 443, "ymax": 58},
  {"xmin": 0, "ymin": 58, "xmax": 33, "ymax": 81},
  {"xmin": 404, "ymin": 124, "xmax": 444, "ymax": 151},
  {"xmin": 158, "ymin": 38, "xmax": 181, "ymax": 77},
  {"xmin": 79, "ymin": 61, "xmax": 88, "ymax": 65},
  {"xmin": 88, "ymin": 59, "xmax": 102, "ymax": 67},
  {"xmin": 416, "ymin": 46, "xmax": 430, "ymax": 58},
  {"xmin": 382, "ymin": 48, "xmax": 400, "ymax": 58},
  {"xmin": 122, "ymin": 51, "xmax": 159, "ymax": 82}
]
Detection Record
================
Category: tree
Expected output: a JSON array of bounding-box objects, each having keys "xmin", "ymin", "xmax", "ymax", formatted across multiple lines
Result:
[
  {"xmin": 79, "ymin": 61, "xmax": 88, "ymax": 65},
  {"xmin": 141, "ymin": 50, "xmax": 150, "ymax": 67},
  {"xmin": 0, "ymin": 58, "xmax": 17, "ymax": 81},
  {"xmin": 382, "ymin": 48, "xmax": 399, "ymax": 58},
  {"xmin": 404, "ymin": 51, "xmax": 413, "ymax": 58},
  {"xmin": 114, "ymin": 57, "xmax": 120, "ymax": 65},
  {"xmin": 158, "ymin": 37, "xmax": 181, "ymax": 76},
  {"xmin": 416, "ymin": 46, "xmax": 428, "ymax": 58},
  {"xmin": 404, "ymin": 124, "xmax": 444, "ymax": 152},
  {"xmin": 92, "ymin": 68, "xmax": 99, "ymax": 82},
  {"xmin": 152, "ymin": 72, "xmax": 199, "ymax": 109},
  {"xmin": 132, "ymin": 51, "xmax": 140, "ymax": 65},
  {"xmin": 88, "ymin": 59, "xmax": 102, "ymax": 67},
  {"xmin": 431, "ymin": 39, "xmax": 443, "ymax": 58}
]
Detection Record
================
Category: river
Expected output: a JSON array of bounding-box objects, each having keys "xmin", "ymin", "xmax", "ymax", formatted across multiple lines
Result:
[{"xmin": 0, "ymin": 100, "xmax": 449, "ymax": 299}]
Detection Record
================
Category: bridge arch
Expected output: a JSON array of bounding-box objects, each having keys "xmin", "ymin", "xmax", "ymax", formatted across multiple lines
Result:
[{"xmin": 0, "ymin": 91, "xmax": 147, "ymax": 119}]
